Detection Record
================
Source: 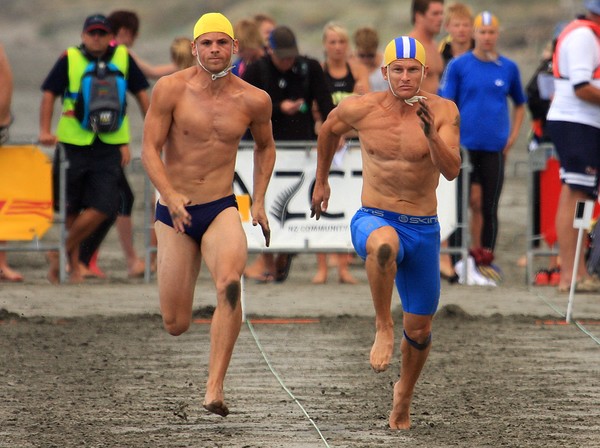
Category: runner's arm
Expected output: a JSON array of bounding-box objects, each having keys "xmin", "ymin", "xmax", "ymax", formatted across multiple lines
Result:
[
  {"xmin": 312, "ymin": 105, "xmax": 353, "ymax": 219},
  {"xmin": 418, "ymin": 98, "xmax": 461, "ymax": 181},
  {"xmin": 141, "ymin": 78, "xmax": 190, "ymax": 232},
  {"xmin": 248, "ymin": 89, "xmax": 276, "ymax": 246}
]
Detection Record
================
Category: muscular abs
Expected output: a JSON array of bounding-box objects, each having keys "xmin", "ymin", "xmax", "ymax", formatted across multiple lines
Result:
[
  {"xmin": 357, "ymin": 114, "xmax": 440, "ymax": 215},
  {"xmin": 164, "ymin": 85, "xmax": 250, "ymax": 204}
]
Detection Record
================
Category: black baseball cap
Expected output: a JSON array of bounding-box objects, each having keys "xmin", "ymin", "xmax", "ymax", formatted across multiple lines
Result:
[
  {"xmin": 83, "ymin": 14, "xmax": 112, "ymax": 33},
  {"xmin": 269, "ymin": 26, "xmax": 299, "ymax": 58}
]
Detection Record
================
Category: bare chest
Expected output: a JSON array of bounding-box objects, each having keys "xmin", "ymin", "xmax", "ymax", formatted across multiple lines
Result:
[
  {"xmin": 174, "ymin": 91, "xmax": 250, "ymax": 142},
  {"xmin": 359, "ymin": 114, "xmax": 430, "ymax": 163}
]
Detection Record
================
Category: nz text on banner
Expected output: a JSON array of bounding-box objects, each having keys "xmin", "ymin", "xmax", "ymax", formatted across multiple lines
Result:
[
  {"xmin": 0, "ymin": 145, "xmax": 53, "ymax": 240},
  {"xmin": 234, "ymin": 146, "xmax": 457, "ymax": 251}
]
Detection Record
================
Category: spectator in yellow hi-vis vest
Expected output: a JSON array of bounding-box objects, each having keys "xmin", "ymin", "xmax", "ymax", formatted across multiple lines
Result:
[{"xmin": 38, "ymin": 14, "xmax": 149, "ymax": 283}]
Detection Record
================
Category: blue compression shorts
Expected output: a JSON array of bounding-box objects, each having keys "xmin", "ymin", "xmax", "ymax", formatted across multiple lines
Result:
[
  {"xmin": 350, "ymin": 207, "xmax": 441, "ymax": 315},
  {"xmin": 155, "ymin": 194, "xmax": 238, "ymax": 245}
]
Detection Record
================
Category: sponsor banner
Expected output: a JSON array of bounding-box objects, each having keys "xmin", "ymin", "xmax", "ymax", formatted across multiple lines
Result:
[
  {"xmin": 234, "ymin": 146, "xmax": 457, "ymax": 251},
  {"xmin": 0, "ymin": 145, "xmax": 53, "ymax": 240}
]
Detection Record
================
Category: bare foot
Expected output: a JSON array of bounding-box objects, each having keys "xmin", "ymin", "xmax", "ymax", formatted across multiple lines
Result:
[
  {"xmin": 79, "ymin": 263, "xmax": 103, "ymax": 279},
  {"xmin": 0, "ymin": 265, "xmax": 24, "ymax": 282},
  {"xmin": 46, "ymin": 251, "xmax": 59, "ymax": 285},
  {"xmin": 311, "ymin": 270, "xmax": 327, "ymax": 284},
  {"xmin": 370, "ymin": 326, "xmax": 394, "ymax": 372},
  {"xmin": 338, "ymin": 271, "xmax": 358, "ymax": 284},
  {"xmin": 203, "ymin": 400, "xmax": 229, "ymax": 417},
  {"xmin": 244, "ymin": 256, "xmax": 266, "ymax": 279},
  {"xmin": 389, "ymin": 381, "xmax": 411, "ymax": 430},
  {"xmin": 127, "ymin": 258, "xmax": 145, "ymax": 278},
  {"xmin": 69, "ymin": 265, "xmax": 85, "ymax": 284}
]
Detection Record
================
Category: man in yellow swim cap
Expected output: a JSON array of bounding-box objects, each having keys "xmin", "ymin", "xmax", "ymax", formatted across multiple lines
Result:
[
  {"xmin": 382, "ymin": 36, "xmax": 429, "ymax": 105},
  {"xmin": 312, "ymin": 36, "xmax": 461, "ymax": 430},
  {"xmin": 192, "ymin": 12, "xmax": 238, "ymax": 80},
  {"xmin": 142, "ymin": 12, "xmax": 276, "ymax": 418}
]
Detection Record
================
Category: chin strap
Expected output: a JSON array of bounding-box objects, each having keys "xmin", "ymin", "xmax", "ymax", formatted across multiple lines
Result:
[
  {"xmin": 195, "ymin": 42, "xmax": 236, "ymax": 81},
  {"xmin": 403, "ymin": 95, "xmax": 428, "ymax": 106}
]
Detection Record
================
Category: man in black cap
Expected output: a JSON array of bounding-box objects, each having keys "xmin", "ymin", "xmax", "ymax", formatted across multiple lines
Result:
[
  {"xmin": 38, "ymin": 14, "xmax": 150, "ymax": 283},
  {"xmin": 242, "ymin": 25, "xmax": 334, "ymax": 283}
]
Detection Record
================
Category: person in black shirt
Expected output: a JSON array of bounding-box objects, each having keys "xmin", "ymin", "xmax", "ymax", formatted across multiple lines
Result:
[{"xmin": 242, "ymin": 26, "xmax": 334, "ymax": 282}]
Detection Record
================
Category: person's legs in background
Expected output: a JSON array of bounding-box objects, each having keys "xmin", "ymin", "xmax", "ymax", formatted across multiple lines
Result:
[
  {"xmin": 244, "ymin": 253, "xmax": 276, "ymax": 282},
  {"xmin": 555, "ymin": 184, "xmax": 594, "ymax": 290},
  {"xmin": 0, "ymin": 250, "xmax": 23, "ymax": 281},
  {"xmin": 78, "ymin": 168, "xmax": 145, "ymax": 278},
  {"xmin": 312, "ymin": 253, "xmax": 358, "ymax": 284},
  {"xmin": 79, "ymin": 214, "xmax": 115, "ymax": 278},
  {"xmin": 469, "ymin": 182, "xmax": 482, "ymax": 249}
]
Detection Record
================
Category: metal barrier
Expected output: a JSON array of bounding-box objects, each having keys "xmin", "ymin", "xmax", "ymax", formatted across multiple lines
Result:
[
  {"xmin": 142, "ymin": 141, "xmax": 471, "ymax": 283},
  {"xmin": 0, "ymin": 143, "xmax": 68, "ymax": 283},
  {"xmin": 440, "ymin": 148, "xmax": 471, "ymax": 282}
]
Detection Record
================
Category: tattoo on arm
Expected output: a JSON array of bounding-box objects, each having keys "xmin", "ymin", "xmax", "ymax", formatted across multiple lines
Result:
[{"xmin": 453, "ymin": 114, "xmax": 460, "ymax": 128}]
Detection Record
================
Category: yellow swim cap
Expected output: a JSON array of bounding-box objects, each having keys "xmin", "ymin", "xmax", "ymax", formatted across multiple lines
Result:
[
  {"xmin": 473, "ymin": 11, "xmax": 500, "ymax": 28},
  {"xmin": 193, "ymin": 12, "xmax": 234, "ymax": 41},
  {"xmin": 383, "ymin": 36, "xmax": 426, "ymax": 67}
]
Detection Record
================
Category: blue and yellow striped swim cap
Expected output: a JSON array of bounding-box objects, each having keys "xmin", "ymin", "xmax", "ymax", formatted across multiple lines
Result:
[
  {"xmin": 383, "ymin": 36, "xmax": 426, "ymax": 67},
  {"xmin": 473, "ymin": 11, "xmax": 500, "ymax": 28},
  {"xmin": 193, "ymin": 12, "xmax": 234, "ymax": 41}
]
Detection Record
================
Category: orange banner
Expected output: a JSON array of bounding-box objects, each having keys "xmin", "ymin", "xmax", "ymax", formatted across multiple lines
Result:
[{"xmin": 0, "ymin": 145, "xmax": 53, "ymax": 240}]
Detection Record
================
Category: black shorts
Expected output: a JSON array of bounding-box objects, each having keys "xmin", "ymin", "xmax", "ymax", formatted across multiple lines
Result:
[
  {"xmin": 53, "ymin": 139, "xmax": 122, "ymax": 216},
  {"xmin": 155, "ymin": 195, "xmax": 238, "ymax": 245},
  {"xmin": 547, "ymin": 120, "xmax": 600, "ymax": 197}
]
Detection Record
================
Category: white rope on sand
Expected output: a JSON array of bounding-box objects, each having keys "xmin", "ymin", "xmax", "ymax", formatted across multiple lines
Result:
[
  {"xmin": 534, "ymin": 291, "xmax": 600, "ymax": 346},
  {"xmin": 245, "ymin": 319, "xmax": 332, "ymax": 448}
]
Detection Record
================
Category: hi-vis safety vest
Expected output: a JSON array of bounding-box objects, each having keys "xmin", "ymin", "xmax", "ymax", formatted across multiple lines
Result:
[
  {"xmin": 553, "ymin": 19, "xmax": 600, "ymax": 80},
  {"xmin": 56, "ymin": 45, "xmax": 130, "ymax": 146}
]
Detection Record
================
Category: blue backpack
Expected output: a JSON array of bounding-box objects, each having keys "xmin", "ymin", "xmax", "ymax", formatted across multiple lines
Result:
[{"xmin": 74, "ymin": 60, "xmax": 127, "ymax": 133}]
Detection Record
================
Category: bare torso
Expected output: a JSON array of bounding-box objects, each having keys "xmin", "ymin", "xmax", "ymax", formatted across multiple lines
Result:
[
  {"xmin": 153, "ymin": 67, "xmax": 266, "ymax": 205},
  {"xmin": 342, "ymin": 91, "xmax": 448, "ymax": 216}
]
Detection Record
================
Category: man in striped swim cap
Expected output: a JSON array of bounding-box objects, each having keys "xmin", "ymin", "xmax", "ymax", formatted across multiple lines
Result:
[
  {"xmin": 312, "ymin": 36, "xmax": 461, "ymax": 430},
  {"xmin": 142, "ymin": 12, "xmax": 276, "ymax": 418},
  {"xmin": 382, "ymin": 35, "xmax": 429, "ymax": 105}
]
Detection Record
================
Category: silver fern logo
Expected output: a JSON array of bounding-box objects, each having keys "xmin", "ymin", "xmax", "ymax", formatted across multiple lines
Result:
[{"xmin": 270, "ymin": 173, "xmax": 305, "ymax": 226}]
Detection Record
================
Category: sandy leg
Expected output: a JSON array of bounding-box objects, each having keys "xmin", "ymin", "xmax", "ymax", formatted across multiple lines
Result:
[
  {"xmin": 389, "ymin": 381, "xmax": 411, "ymax": 430},
  {"xmin": 203, "ymin": 397, "xmax": 229, "ymax": 417}
]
